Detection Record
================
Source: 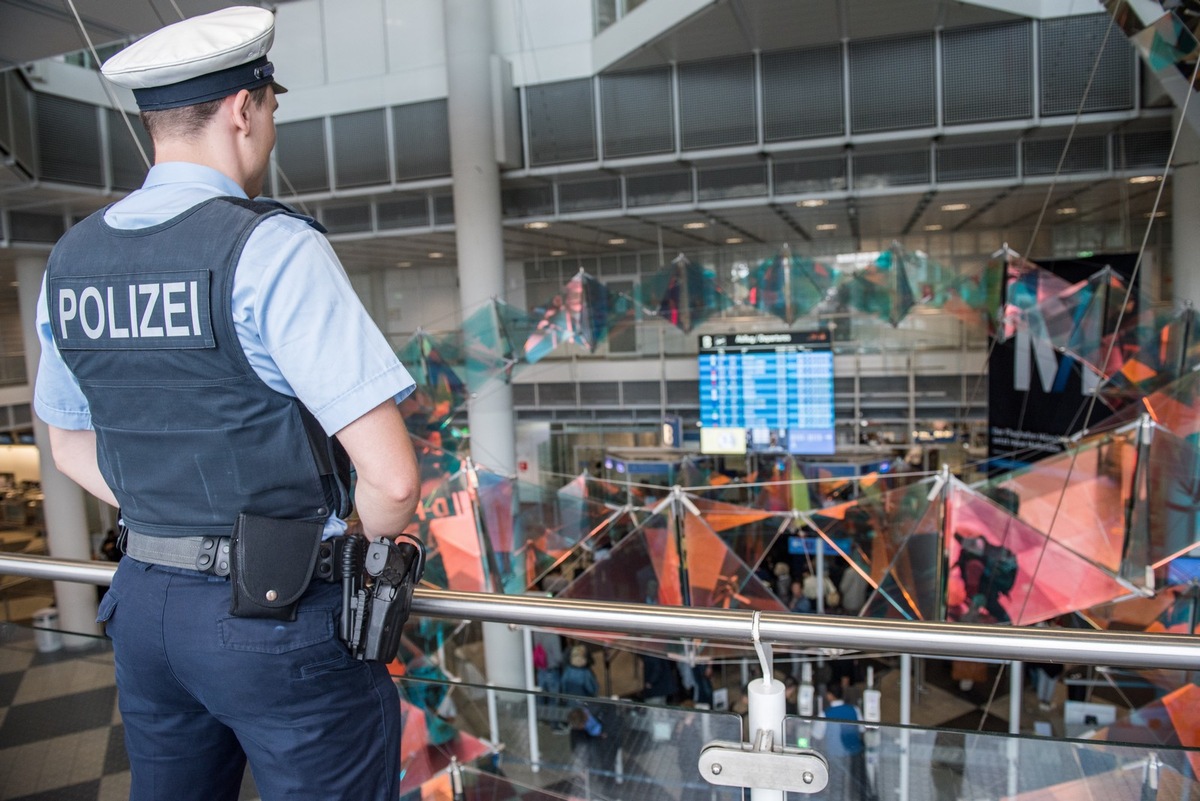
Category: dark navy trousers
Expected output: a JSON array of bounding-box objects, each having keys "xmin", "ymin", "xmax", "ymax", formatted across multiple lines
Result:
[{"xmin": 99, "ymin": 557, "xmax": 402, "ymax": 801}]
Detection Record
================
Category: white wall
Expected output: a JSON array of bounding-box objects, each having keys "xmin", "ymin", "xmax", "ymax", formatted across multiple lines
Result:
[
  {"xmin": 0, "ymin": 444, "xmax": 42, "ymax": 484},
  {"xmin": 270, "ymin": 0, "xmax": 595, "ymax": 123},
  {"xmin": 515, "ymin": 420, "xmax": 551, "ymax": 499},
  {"xmin": 382, "ymin": 265, "xmax": 461, "ymax": 336}
]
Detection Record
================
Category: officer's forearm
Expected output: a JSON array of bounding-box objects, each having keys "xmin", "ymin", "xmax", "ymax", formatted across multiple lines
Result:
[
  {"xmin": 353, "ymin": 474, "xmax": 419, "ymax": 539},
  {"xmin": 47, "ymin": 425, "xmax": 120, "ymax": 507},
  {"xmin": 336, "ymin": 401, "xmax": 420, "ymax": 539}
]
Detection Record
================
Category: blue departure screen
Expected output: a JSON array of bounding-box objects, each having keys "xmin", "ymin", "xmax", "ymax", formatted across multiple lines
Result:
[{"xmin": 698, "ymin": 331, "xmax": 835, "ymax": 455}]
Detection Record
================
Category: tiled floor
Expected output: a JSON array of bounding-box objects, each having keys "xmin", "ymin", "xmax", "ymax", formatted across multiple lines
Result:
[
  {"xmin": 0, "ymin": 624, "xmax": 129, "ymax": 801},
  {"xmin": 0, "ymin": 623, "xmax": 262, "ymax": 801}
]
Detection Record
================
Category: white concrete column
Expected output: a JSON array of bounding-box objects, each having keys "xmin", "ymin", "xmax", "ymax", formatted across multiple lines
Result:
[
  {"xmin": 444, "ymin": 0, "xmax": 516, "ymax": 477},
  {"xmin": 444, "ymin": 0, "xmax": 523, "ymax": 692},
  {"xmin": 16, "ymin": 255, "xmax": 101, "ymax": 641},
  {"xmin": 1172, "ymin": 113, "xmax": 1200, "ymax": 307}
]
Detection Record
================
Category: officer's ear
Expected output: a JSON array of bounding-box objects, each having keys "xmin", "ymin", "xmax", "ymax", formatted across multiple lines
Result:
[{"xmin": 227, "ymin": 90, "xmax": 253, "ymax": 137}]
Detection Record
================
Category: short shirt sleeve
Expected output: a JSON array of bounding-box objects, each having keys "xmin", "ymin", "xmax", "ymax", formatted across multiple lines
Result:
[
  {"xmin": 33, "ymin": 271, "xmax": 93, "ymax": 430},
  {"xmin": 233, "ymin": 214, "xmax": 415, "ymax": 435}
]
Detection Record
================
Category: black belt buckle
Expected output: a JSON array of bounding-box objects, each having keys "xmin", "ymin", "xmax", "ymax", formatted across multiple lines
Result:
[{"xmin": 196, "ymin": 536, "xmax": 232, "ymax": 577}]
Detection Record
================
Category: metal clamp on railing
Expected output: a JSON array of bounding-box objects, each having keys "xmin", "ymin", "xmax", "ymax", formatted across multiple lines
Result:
[
  {"xmin": 699, "ymin": 731, "xmax": 829, "ymax": 795},
  {"xmin": 698, "ymin": 611, "xmax": 830, "ymax": 797}
]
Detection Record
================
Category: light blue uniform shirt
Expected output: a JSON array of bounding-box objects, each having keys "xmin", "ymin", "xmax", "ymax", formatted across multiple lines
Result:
[{"xmin": 34, "ymin": 162, "xmax": 415, "ymax": 535}]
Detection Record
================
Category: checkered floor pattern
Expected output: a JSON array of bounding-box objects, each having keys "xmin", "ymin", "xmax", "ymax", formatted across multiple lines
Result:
[{"xmin": 0, "ymin": 623, "xmax": 264, "ymax": 801}]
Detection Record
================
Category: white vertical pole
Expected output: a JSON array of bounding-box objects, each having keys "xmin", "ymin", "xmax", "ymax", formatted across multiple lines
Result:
[
  {"xmin": 443, "ymin": 0, "xmax": 525, "ymax": 694},
  {"xmin": 486, "ymin": 685, "xmax": 499, "ymax": 746},
  {"xmin": 747, "ymin": 675, "xmax": 786, "ymax": 801},
  {"xmin": 16, "ymin": 256, "xmax": 100, "ymax": 644},
  {"xmin": 522, "ymin": 627, "xmax": 540, "ymax": 772}
]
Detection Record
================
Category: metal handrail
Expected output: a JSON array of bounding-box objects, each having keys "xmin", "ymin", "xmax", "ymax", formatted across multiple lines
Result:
[{"xmin": 2, "ymin": 552, "xmax": 1198, "ymax": 670}]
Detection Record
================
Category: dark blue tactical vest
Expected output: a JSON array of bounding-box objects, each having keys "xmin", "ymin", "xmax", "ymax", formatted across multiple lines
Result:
[{"xmin": 46, "ymin": 197, "xmax": 351, "ymax": 537}]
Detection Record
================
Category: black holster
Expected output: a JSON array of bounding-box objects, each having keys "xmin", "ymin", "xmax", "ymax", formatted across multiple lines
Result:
[{"xmin": 228, "ymin": 512, "xmax": 324, "ymax": 621}]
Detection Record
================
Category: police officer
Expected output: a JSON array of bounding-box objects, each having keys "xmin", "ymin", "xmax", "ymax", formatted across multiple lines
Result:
[{"xmin": 32, "ymin": 7, "xmax": 419, "ymax": 800}]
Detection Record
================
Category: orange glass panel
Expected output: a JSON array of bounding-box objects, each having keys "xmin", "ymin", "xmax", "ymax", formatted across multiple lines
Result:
[{"xmin": 946, "ymin": 482, "xmax": 1131, "ymax": 625}]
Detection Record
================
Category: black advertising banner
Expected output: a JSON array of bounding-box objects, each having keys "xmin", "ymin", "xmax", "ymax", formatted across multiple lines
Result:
[{"xmin": 987, "ymin": 254, "xmax": 1140, "ymax": 472}]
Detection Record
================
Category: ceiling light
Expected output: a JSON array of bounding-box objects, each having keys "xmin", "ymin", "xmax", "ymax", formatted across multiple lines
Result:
[
  {"xmin": 940, "ymin": 203, "xmax": 970, "ymax": 212},
  {"xmin": 524, "ymin": 221, "xmax": 550, "ymax": 230},
  {"xmin": 816, "ymin": 223, "xmax": 838, "ymax": 231},
  {"xmin": 428, "ymin": 251, "xmax": 444, "ymax": 259},
  {"xmin": 725, "ymin": 237, "xmax": 744, "ymax": 244},
  {"xmin": 923, "ymin": 224, "xmax": 943, "ymax": 231},
  {"xmin": 797, "ymin": 199, "xmax": 827, "ymax": 208},
  {"xmin": 607, "ymin": 238, "xmax": 627, "ymax": 245},
  {"xmin": 395, "ymin": 261, "xmax": 412, "ymax": 268},
  {"xmin": 1056, "ymin": 207, "xmax": 1077, "ymax": 215},
  {"xmin": 1145, "ymin": 211, "xmax": 1168, "ymax": 218},
  {"xmin": 550, "ymin": 249, "xmax": 567, "ymax": 256},
  {"xmin": 1129, "ymin": 175, "xmax": 1161, "ymax": 184},
  {"xmin": 683, "ymin": 221, "xmax": 708, "ymax": 230}
]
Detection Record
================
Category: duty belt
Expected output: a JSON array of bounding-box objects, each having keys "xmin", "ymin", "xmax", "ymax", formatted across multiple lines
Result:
[{"xmin": 124, "ymin": 530, "xmax": 231, "ymax": 577}]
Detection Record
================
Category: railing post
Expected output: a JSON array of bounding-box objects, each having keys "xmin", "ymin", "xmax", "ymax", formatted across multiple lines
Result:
[
  {"xmin": 486, "ymin": 685, "xmax": 499, "ymax": 746},
  {"xmin": 522, "ymin": 626, "xmax": 540, "ymax": 772}
]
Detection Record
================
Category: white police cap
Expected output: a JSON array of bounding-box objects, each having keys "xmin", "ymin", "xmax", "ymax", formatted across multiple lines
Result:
[{"xmin": 101, "ymin": 6, "xmax": 286, "ymax": 111}]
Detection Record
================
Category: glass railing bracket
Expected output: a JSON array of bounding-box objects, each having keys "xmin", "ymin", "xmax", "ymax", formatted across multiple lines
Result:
[{"xmin": 698, "ymin": 737, "xmax": 830, "ymax": 795}]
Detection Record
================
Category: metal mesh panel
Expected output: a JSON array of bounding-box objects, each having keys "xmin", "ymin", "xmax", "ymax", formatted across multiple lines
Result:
[
  {"xmin": 1040, "ymin": 15, "xmax": 1133, "ymax": 116},
  {"xmin": 1023, "ymin": 135, "xmax": 1107, "ymax": 175},
  {"xmin": 502, "ymin": 185, "xmax": 554, "ymax": 217},
  {"xmin": 622, "ymin": 381, "xmax": 661, "ymax": 405},
  {"xmin": 558, "ymin": 177, "xmax": 622, "ymax": 212},
  {"xmin": 275, "ymin": 118, "xmax": 329, "ymax": 194},
  {"xmin": 627, "ymin": 171, "xmax": 691, "ymax": 207},
  {"xmin": 378, "ymin": 196, "xmax": 430, "ymax": 229},
  {"xmin": 762, "ymin": 44, "xmax": 844, "ymax": 141},
  {"xmin": 10, "ymin": 403, "xmax": 30, "ymax": 425},
  {"xmin": 937, "ymin": 142, "xmax": 1018, "ymax": 181},
  {"xmin": 773, "ymin": 157, "xmax": 848, "ymax": 193},
  {"xmin": 538, "ymin": 382, "xmax": 578, "ymax": 406},
  {"xmin": 107, "ymin": 109, "xmax": 150, "ymax": 191},
  {"xmin": 0, "ymin": 73, "xmax": 9, "ymax": 157},
  {"xmin": 8, "ymin": 211, "xmax": 64, "ymax": 243},
  {"xmin": 512, "ymin": 384, "xmax": 536, "ymax": 406},
  {"xmin": 600, "ymin": 68, "xmax": 674, "ymax": 158},
  {"xmin": 665, "ymin": 380, "xmax": 698, "ymax": 405},
  {"xmin": 332, "ymin": 108, "xmax": 389, "ymax": 188},
  {"xmin": 526, "ymin": 79, "xmax": 597, "ymax": 166},
  {"xmin": 35, "ymin": 94, "xmax": 101, "ymax": 185},
  {"xmin": 942, "ymin": 21, "xmax": 1033, "ymax": 124},
  {"xmin": 853, "ymin": 150, "xmax": 930, "ymax": 188},
  {"xmin": 678, "ymin": 55, "xmax": 756, "ymax": 150},
  {"xmin": 321, "ymin": 203, "xmax": 372, "ymax": 234},
  {"xmin": 1117, "ymin": 129, "xmax": 1171, "ymax": 170},
  {"xmin": 585, "ymin": 381, "xmax": 620, "ymax": 404},
  {"xmin": 697, "ymin": 164, "xmax": 767, "ymax": 200},
  {"xmin": 5, "ymin": 73, "xmax": 35, "ymax": 172},
  {"xmin": 433, "ymin": 194, "xmax": 455, "ymax": 225},
  {"xmin": 849, "ymin": 34, "xmax": 936, "ymax": 134},
  {"xmin": 393, "ymin": 100, "xmax": 451, "ymax": 180}
]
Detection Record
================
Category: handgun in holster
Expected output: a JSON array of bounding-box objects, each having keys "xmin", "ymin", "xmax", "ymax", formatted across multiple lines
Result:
[{"xmin": 318, "ymin": 533, "xmax": 425, "ymax": 662}]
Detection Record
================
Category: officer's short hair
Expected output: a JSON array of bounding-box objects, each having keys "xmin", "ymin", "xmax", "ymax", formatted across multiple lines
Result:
[{"xmin": 140, "ymin": 84, "xmax": 270, "ymax": 141}]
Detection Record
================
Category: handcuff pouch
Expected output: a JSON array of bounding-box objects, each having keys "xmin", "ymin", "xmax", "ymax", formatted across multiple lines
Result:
[{"xmin": 229, "ymin": 512, "xmax": 323, "ymax": 621}]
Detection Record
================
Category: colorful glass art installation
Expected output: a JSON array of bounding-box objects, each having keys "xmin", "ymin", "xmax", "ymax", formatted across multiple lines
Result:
[
  {"xmin": 838, "ymin": 244, "xmax": 916, "ymax": 326},
  {"xmin": 397, "ymin": 691, "xmax": 493, "ymax": 797},
  {"xmin": 397, "ymin": 331, "xmax": 468, "ymax": 431},
  {"xmin": 750, "ymin": 245, "xmax": 838, "ymax": 324},
  {"xmin": 461, "ymin": 298, "xmax": 535, "ymax": 390},
  {"xmin": 522, "ymin": 270, "xmax": 609, "ymax": 363},
  {"xmin": 637, "ymin": 254, "xmax": 732, "ymax": 332}
]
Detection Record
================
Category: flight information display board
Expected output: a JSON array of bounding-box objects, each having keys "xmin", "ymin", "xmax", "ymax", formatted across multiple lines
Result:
[{"xmin": 698, "ymin": 331, "xmax": 835, "ymax": 455}]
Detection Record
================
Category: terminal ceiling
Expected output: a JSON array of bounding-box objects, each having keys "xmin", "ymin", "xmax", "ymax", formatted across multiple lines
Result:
[{"xmin": 0, "ymin": 0, "xmax": 1176, "ymax": 276}]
